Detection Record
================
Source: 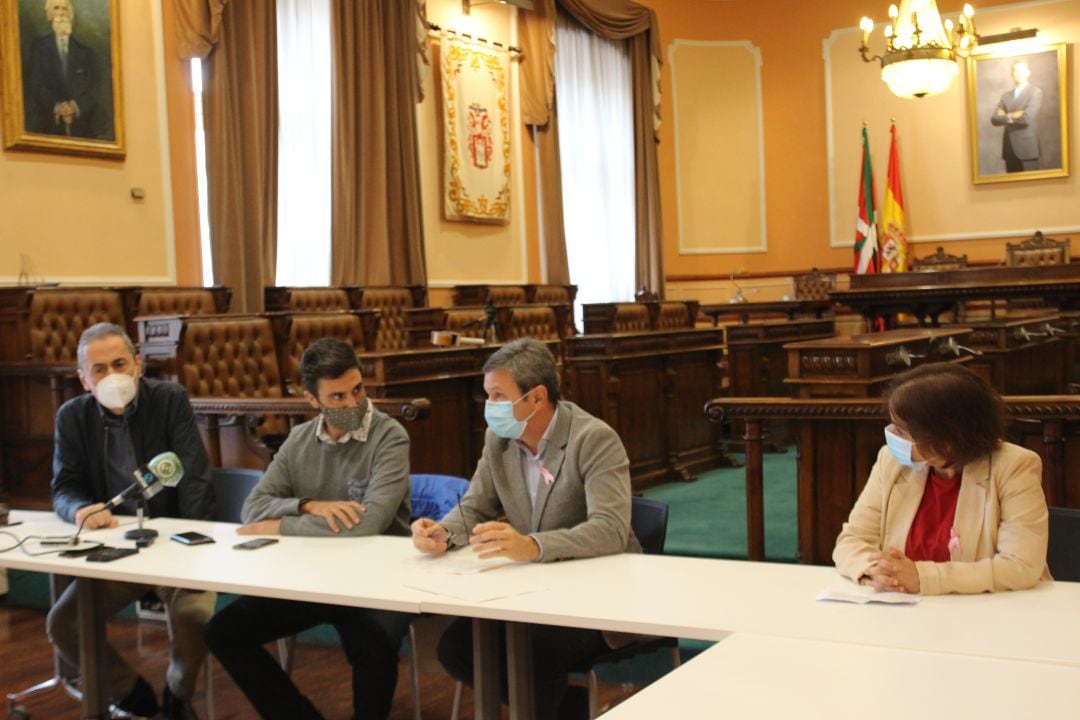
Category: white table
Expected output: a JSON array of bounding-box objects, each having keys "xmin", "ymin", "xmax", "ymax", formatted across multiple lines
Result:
[
  {"xmin": 598, "ymin": 633, "xmax": 1080, "ymax": 719},
  {"xmin": 0, "ymin": 511, "xmax": 429, "ymax": 719},
  {"xmin": 6, "ymin": 511, "xmax": 1080, "ymax": 719}
]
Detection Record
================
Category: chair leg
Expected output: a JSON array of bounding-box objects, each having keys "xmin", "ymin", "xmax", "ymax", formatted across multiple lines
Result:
[
  {"xmin": 408, "ymin": 627, "xmax": 422, "ymax": 720},
  {"xmin": 671, "ymin": 644, "xmax": 682, "ymax": 668},
  {"xmin": 277, "ymin": 636, "xmax": 297, "ymax": 675},
  {"xmin": 451, "ymin": 681, "xmax": 463, "ymax": 720}
]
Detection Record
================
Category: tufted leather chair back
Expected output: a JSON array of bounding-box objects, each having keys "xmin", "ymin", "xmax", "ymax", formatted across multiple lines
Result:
[
  {"xmin": 1006, "ymin": 232, "xmax": 1070, "ymax": 267},
  {"xmin": 281, "ymin": 314, "xmax": 367, "ymax": 394},
  {"xmin": 177, "ymin": 317, "xmax": 283, "ymax": 399},
  {"xmin": 531, "ymin": 286, "xmax": 571, "ymax": 305},
  {"xmin": 656, "ymin": 302, "xmax": 693, "ymax": 330},
  {"xmin": 503, "ymin": 306, "xmax": 560, "ymax": 341},
  {"xmin": 137, "ymin": 289, "xmax": 219, "ymax": 317},
  {"xmin": 487, "ymin": 286, "xmax": 527, "ymax": 306},
  {"xmin": 360, "ymin": 288, "xmax": 416, "ymax": 351},
  {"xmin": 445, "ymin": 308, "xmax": 488, "ymax": 339},
  {"xmin": 29, "ymin": 289, "xmax": 125, "ymax": 362},
  {"xmin": 612, "ymin": 303, "xmax": 652, "ymax": 332},
  {"xmin": 295, "ymin": 288, "xmax": 352, "ymax": 312},
  {"xmin": 793, "ymin": 269, "xmax": 837, "ymax": 301}
]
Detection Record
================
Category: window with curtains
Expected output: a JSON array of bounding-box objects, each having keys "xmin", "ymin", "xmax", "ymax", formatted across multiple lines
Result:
[
  {"xmin": 553, "ymin": 12, "xmax": 636, "ymax": 319},
  {"xmin": 273, "ymin": 0, "xmax": 333, "ymax": 285},
  {"xmin": 192, "ymin": 0, "xmax": 332, "ymax": 287}
]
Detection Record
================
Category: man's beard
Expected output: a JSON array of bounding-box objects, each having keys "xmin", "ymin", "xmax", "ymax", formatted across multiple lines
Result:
[{"xmin": 51, "ymin": 18, "xmax": 73, "ymax": 37}]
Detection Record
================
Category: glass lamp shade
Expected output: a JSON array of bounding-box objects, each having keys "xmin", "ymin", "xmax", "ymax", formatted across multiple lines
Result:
[{"xmin": 881, "ymin": 57, "xmax": 958, "ymax": 98}]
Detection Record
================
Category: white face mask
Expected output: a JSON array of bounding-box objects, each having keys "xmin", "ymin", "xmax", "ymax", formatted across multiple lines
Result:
[
  {"xmin": 94, "ymin": 372, "xmax": 137, "ymax": 411},
  {"xmin": 884, "ymin": 425, "xmax": 928, "ymax": 471}
]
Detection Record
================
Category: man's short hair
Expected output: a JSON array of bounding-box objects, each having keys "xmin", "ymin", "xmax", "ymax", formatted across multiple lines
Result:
[
  {"xmin": 300, "ymin": 338, "xmax": 362, "ymax": 397},
  {"xmin": 77, "ymin": 322, "xmax": 136, "ymax": 368},
  {"xmin": 483, "ymin": 338, "xmax": 561, "ymax": 404}
]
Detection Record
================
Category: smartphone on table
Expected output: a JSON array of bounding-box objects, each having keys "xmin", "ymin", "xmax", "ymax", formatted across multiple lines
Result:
[
  {"xmin": 233, "ymin": 538, "xmax": 279, "ymax": 550},
  {"xmin": 170, "ymin": 531, "xmax": 215, "ymax": 546}
]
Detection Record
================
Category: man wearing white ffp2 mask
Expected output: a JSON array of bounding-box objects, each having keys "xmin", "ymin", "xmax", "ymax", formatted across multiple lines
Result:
[{"xmin": 50, "ymin": 322, "xmax": 216, "ymax": 720}]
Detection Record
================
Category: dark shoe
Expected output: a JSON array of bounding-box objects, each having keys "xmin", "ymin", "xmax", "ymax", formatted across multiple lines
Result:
[
  {"xmin": 162, "ymin": 684, "xmax": 199, "ymax": 720},
  {"xmin": 114, "ymin": 676, "xmax": 160, "ymax": 718}
]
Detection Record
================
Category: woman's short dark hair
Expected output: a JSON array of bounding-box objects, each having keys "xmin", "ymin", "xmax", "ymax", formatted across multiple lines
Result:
[
  {"xmin": 482, "ymin": 338, "xmax": 561, "ymax": 404},
  {"xmin": 885, "ymin": 362, "xmax": 1005, "ymax": 466},
  {"xmin": 300, "ymin": 338, "xmax": 361, "ymax": 396}
]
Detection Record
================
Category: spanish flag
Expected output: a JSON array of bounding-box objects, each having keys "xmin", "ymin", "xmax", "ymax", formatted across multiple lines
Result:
[
  {"xmin": 880, "ymin": 123, "xmax": 909, "ymax": 273},
  {"xmin": 853, "ymin": 127, "xmax": 880, "ymax": 275}
]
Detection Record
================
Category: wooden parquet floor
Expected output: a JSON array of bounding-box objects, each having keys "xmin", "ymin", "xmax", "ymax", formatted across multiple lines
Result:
[{"xmin": 0, "ymin": 605, "xmax": 630, "ymax": 720}]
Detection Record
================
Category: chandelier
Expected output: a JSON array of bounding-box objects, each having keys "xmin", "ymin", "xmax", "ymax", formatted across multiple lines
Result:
[{"xmin": 859, "ymin": 1, "xmax": 977, "ymax": 99}]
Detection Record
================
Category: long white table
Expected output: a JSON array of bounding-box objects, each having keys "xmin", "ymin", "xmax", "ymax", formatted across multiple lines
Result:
[
  {"xmin": 4, "ymin": 510, "xmax": 1080, "ymax": 720},
  {"xmin": 598, "ymin": 633, "xmax": 1080, "ymax": 719}
]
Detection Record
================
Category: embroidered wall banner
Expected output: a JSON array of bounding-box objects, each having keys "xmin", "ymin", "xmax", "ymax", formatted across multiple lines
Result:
[{"xmin": 442, "ymin": 37, "xmax": 511, "ymax": 224}]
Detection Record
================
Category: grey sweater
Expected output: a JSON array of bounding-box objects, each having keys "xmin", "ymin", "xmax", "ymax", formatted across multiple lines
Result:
[{"xmin": 241, "ymin": 409, "xmax": 411, "ymax": 537}]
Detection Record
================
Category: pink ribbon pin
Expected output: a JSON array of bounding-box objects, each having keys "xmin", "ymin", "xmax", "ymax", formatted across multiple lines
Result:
[
  {"xmin": 948, "ymin": 527, "xmax": 962, "ymax": 556},
  {"xmin": 539, "ymin": 466, "xmax": 555, "ymax": 486}
]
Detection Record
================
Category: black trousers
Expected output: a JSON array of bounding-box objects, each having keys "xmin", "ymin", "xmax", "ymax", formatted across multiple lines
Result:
[
  {"xmin": 204, "ymin": 596, "xmax": 412, "ymax": 720},
  {"xmin": 1003, "ymin": 138, "xmax": 1039, "ymax": 173},
  {"xmin": 436, "ymin": 617, "xmax": 610, "ymax": 720}
]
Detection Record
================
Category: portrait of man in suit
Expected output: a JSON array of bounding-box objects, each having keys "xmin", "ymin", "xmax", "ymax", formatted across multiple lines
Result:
[
  {"xmin": 969, "ymin": 45, "xmax": 1067, "ymax": 184},
  {"xmin": 19, "ymin": 0, "xmax": 114, "ymax": 140},
  {"xmin": 991, "ymin": 60, "xmax": 1042, "ymax": 173}
]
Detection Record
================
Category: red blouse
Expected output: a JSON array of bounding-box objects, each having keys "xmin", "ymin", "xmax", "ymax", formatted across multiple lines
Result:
[{"xmin": 905, "ymin": 469, "xmax": 962, "ymax": 562}]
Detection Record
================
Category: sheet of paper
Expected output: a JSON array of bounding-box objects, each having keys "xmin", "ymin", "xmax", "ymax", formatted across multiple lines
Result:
[
  {"xmin": 816, "ymin": 579, "xmax": 921, "ymax": 606},
  {"xmin": 404, "ymin": 574, "xmax": 546, "ymax": 603},
  {"xmin": 411, "ymin": 548, "xmax": 520, "ymax": 575}
]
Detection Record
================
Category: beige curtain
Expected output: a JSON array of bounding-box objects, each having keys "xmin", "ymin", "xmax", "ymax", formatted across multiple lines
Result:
[
  {"xmin": 520, "ymin": 0, "xmax": 664, "ymax": 295},
  {"xmin": 176, "ymin": 0, "xmax": 278, "ymax": 312},
  {"xmin": 518, "ymin": 0, "xmax": 569, "ymax": 285},
  {"xmin": 330, "ymin": 0, "xmax": 427, "ymax": 286}
]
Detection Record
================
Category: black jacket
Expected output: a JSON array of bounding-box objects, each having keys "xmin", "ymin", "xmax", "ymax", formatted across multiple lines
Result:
[{"xmin": 52, "ymin": 377, "xmax": 215, "ymax": 523}]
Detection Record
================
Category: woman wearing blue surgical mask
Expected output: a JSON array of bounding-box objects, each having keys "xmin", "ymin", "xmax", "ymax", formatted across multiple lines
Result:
[{"xmin": 833, "ymin": 362, "xmax": 1050, "ymax": 595}]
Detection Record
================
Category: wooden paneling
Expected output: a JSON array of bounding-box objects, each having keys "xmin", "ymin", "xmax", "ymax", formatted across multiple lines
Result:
[{"xmin": 564, "ymin": 328, "xmax": 728, "ymax": 489}]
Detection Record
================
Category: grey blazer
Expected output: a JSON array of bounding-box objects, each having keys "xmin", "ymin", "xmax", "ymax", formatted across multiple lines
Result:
[
  {"xmin": 991, "ymin": 84, "xmax": 1043, "ymax": 160},
  {"xmin": 440, "ymin": 400, "xmax": 641, "ymax": 561}
]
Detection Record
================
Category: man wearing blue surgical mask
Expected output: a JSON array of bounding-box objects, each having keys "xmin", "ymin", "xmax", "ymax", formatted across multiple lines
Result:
[
  {"xmin": 50, "ymin": 322, "xmax": 215, "ymax": 720},
  {"xmin": 205, "ymin": 337, "xmax": 412, "ymax": 720},
  {"xmin": 411, "ymin": 338, "xmax": 640, "ymax": 720}
]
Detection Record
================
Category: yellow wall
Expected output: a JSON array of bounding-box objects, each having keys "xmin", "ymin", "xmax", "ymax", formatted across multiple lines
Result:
[
  {"xmin": 650, "ymin": 0, "xmax": 1077, "ymax": 288},
  {"xmin": 0, "ymin": 0, "xmax": 174, "ymax": 285}
]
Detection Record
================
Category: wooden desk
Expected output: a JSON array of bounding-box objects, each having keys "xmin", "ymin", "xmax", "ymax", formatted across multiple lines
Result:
[
  {"xmin": 834, "ymin": 264, "xmax": 1080, "ymax": 327},
  {"xmin": 600, "ymin": 634, "xmax": 1080, "ymax": 719},
  {"xmin": 956, "ymin": 313, "xmax": 1068, "ymax": 394},
  {"xmin": 705, "ymin": 396, "xmax": 1080, "ymax": 563},
  {"xmin": 784, "ymin": 327, "xmax": 974, "ymax": 398},
  {"xmin": 563, "ymin": 328, "xmax": 729, "ymax": 487},
  {"xmin": 699, "ymin": 299, "xmax": 832, "ymax": 326},
  {"xmin": 726, "ymin": 318, "xmax": 835, "ymax": 397}
]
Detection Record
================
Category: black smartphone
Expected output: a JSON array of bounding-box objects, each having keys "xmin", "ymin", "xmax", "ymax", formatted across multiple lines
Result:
[
  {"xmin": 59, "ymin": 544, "xmax": 102, "ymax": 558},
  {"xmin": 85, "ymin": 547, "xmax": 139, "ymax": 563},
  {"xmin": 170, "ymin": 531, "xmax": 215, "ymax": 546},
  {"xmin": 233, "ymin": 538, "xmax": 279, "ymax": 551}
]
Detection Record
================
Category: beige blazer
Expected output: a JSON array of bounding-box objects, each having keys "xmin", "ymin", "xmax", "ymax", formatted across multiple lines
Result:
[
  {"xmin": 833, "ymin": 442, "xmax": 1050, "ymax": 595},
  {"xmin": 440, "ymin": 400, "xmax": 641, "ymax": 562}
]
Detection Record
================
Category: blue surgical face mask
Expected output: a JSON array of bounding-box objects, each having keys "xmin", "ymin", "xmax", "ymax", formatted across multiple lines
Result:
[
  {"xmin": 884, "ymin": 425, "xmax": 928, "ymax": 471},
  {"xmin": 485, "ymin": 388, "xmax": 539, "ymax": 439}
]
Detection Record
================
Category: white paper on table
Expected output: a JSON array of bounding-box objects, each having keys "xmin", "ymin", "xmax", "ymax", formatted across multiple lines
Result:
[
  {"xmin": 410, "ymin": 548, "xmax": 519, "ymax": 575},
  {"xmin": 404, "ymin": 573, "xmax": 546, "ymax": 603},
  {"xmin": 816, "ymin": 579, "xmax": 921, "ymax": 605}
]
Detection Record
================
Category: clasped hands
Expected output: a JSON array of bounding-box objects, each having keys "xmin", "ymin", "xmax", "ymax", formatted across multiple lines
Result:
[
  {"xmin": 237, "ymin": 500, "xmax": 365, "ymax": 535},
  {"xmin": 862, "ymin": 547, "xmax": 920, "ymax": 594},
  {"xmin": 411, "ymin": 518, "xmax": 540, "ymax": 562}
]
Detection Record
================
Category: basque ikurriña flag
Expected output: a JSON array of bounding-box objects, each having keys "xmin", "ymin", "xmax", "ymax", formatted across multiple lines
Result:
[{"xmin": 853, "ymin": 126, "xmax": 880, "ymax": 275}]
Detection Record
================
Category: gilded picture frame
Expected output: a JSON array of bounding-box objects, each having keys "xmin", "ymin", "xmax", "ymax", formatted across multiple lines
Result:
[
  {"xmin": 966, "ymin": 42, "xmax": 1068, "ymax": 185},
  {"xmin": 0, "ymin": 0, "xmax": 124, "ymax": 158}
]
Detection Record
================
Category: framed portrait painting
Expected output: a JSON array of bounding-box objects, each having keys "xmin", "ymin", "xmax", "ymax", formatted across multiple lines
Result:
[
  {"xmin": 0, "ymin": 0, "xmax": 124, "ymax": 158},
  {"xmin": 966, "ymin": 43, "xmax": 1068, "ymax": 185}
]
